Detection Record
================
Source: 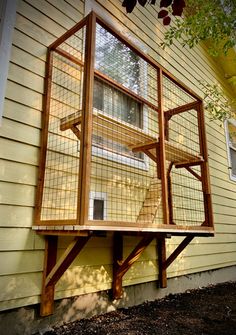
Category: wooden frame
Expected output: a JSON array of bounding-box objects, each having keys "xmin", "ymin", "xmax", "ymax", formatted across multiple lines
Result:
[{"xmin": 33, "ymin": 11, "xmax": 214, "ymax": 316}]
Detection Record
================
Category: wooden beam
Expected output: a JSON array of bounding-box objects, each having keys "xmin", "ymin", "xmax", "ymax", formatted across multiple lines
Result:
[
  {"xmin": 40, "ymin": 236, "xmax": 58, "ymax": 316},
  {"xmin": 45, "ymin": 236, "xmax": 90, "ymax": 287},
  {"xmin": 49, "ymin": 16, "xmax": 88, "ymax": 50},
  {"xmin": 164, "ymin": 236, "xmax": 194, "ymax": 270},
  {"xmin": 174, "ymin": 158, "xmax": 203, "ymax": 169},
  {"xmin": 165, "ymin": 101, "xmax": 199, "ymax": 118},
  {"xmin": 157, "ymin": 237, "xmax": 167, "ymax": 288},
  {"xmin": 112, "ymin": 234, "xmax": 154, "ymax": 299}
]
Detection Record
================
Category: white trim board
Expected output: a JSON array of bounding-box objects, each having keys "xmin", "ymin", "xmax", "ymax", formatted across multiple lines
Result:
[{"xmin": 0, "ymin": 0, "xmax": 17, "ymax": 126}]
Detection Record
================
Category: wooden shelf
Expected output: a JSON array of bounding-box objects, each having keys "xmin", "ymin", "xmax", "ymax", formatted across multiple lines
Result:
[
  {"xmin": 131, "ymin": 140, "xmax": 203, "ymax": 165},
  {"xmin": 60, "ymin": 110, "xmax": 157, "ymax": 147}
]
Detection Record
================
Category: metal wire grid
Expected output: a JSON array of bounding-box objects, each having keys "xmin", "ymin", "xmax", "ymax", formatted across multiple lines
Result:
[
  {"xmin": 168, "ymin": 109, "xmax": 200, "ymax": 155},
  {"xmin": 40, "ymin": 27, "xmax": 85, "ymax": 221},
  {"xmin": 171, "ymin": 165, "xmax": 205, "ymax": 226},
  {"xmin": 169, "ymin": 109, "xmax": 204, "ymax": 226},
  {"xmin": 163, "ymin": 75, "xmax": 196, "ymax": 110},
  {"xmin": 89, "ymin": 24, "xmax": 162, "ymax": 226}
]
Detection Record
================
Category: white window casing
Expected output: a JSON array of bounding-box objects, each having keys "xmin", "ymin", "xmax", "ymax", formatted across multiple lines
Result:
[
  {"xmin": 225, "ymin": 119, "xmax": 236, "ymax": 181},
  {"xmin": 0, "ymin": 0, "xmax": 17, "ymax": 125}
]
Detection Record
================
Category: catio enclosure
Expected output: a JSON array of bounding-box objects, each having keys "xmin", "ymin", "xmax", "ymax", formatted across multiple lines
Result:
[
  {"xmin": 34, "ymin": 12, "xmax": 214, "ymax": 235},
  {"xmin": 33, "ymin": 11, "xmax": 214, "ymax": 316}
]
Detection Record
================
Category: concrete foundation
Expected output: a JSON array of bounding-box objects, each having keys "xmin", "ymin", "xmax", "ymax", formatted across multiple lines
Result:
[{"xmin": 0, "ymin": 265, "xmax": 235, "ymax": 335}]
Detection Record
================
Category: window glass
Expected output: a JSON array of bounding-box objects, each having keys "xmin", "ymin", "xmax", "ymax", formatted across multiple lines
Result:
[
  {"xmin": 93, "ymin": 199, "xmax": 104, "ymax": 220},
  {"xmin": 93, "ymin": 25, "xmax": 146, "ymax": 163},
  {"xmin": 226, "ymin": 120, "xmax": 236, "ymax": 179},
  {"xmin": 93, "ymin": 78, "xmax": 142, "ymax": 127}
]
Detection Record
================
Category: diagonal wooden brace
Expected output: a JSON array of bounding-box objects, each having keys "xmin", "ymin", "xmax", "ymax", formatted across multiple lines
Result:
[
  {"xmin": 40, "ymin": 235, "xmax": 91, "ymax": 316},
  {"xmin": 113, "ymin": 233, "xmax": 154, "ymax": 299},
  {"xmin": 157, "ymin": 236, "xmax": 194, "ymax": 290}
]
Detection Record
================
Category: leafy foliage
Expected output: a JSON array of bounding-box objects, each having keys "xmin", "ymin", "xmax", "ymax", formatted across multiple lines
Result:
[
  {"xmin": 122, "ymin": 0, "xmax": 236, "ymax": 55},
  {"xmin": 162, "ymin": 0, "xmax": 236, "ymax": 56},
  {"xmin": 200, "ymin": 81, "xmax": 236, "ymax": 123},
  {"xmin": 122, "ymin": 0, "xmax": 185, "ymax": 25}
]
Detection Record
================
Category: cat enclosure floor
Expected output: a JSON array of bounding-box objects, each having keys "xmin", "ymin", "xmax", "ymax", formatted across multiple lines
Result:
[{"xmin": 41, "ymin": 281, "xmax": 236, "ymax": 335}]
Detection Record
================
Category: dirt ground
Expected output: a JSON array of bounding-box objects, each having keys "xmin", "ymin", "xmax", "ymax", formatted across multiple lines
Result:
[{"xmin": 44, "ymin": 281, "xmax": 236, "ymax": 335}]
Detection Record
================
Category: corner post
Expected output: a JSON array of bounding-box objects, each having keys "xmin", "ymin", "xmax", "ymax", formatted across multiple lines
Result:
[
  {"xmin": 157, "ymin": 69, "xmax": 169, "ymax": 225},
  {"xmin": 197, "ymin": 102, "xmax": 214, "ymax": 228},
  {"xmin": 77, "ymin": 12, "xmax": 97, "ymax": 225}
]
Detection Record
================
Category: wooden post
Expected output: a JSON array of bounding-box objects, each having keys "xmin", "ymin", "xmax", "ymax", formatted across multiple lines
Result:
[
  {"xmin": 157, "ymin": 69, "xmax": 169, "ymax": 225},
  {"xmin": 40, "ymin": 236, "xmax": 58, "ymax": 316},
  {"xmin": 113, "ymin": 232, "xmax": 123, "ymax": 299},
  {"xmin": 157, "ymin": 237, "xmax": 167, "ymax": 288},
  {"xmin": 197, "ymin": 102, "xmax": 214, "ymax": 228},
  {"xmin": 167, "ymin": 163, "xmax": 174, "ymax": 225},
  {"xmin": 77, "ymin": 12, "xmax": 96, "ymax": 225},
  {"xmin": 34, "ymin": 49, "xmax": 53, "ymax": 225},
  {"xmin": 113, "ymin": 234, "xmax": 154, "ymax": 299}
]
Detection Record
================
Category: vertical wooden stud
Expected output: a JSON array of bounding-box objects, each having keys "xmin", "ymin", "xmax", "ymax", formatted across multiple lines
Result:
[
  {"xmin": 34, "ymin": 49, "xmax": 53, "ymax": 225},
  {"xmin": 77, "ymin": 12, "xmax": 97, "ymax": 225},
  {"xmin": 197, "ymin": 102, "xmax": 214, "ymax": 228},
  {"xmin": 157, "ymin": 237, "xmax": 167, "ymax": 288},
  {"xmin": 112, "ymin": 232, "xmax": 123, "ymax": 299},
  {"xmin": 40, "ymin": 236, "xmax": 58, "ymax": 316},
  {"xmin": 157, "ymin": 69, "xmax": 169, "ymax": 225},
  {"xmin": 167, "ymin": 163, "xmax": 174, "ymax": 225}
]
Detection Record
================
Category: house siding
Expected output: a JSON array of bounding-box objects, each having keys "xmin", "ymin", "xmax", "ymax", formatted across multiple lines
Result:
[{"xmin": 0, "ymin": 0, "xmax": 235, "ymax": 312}]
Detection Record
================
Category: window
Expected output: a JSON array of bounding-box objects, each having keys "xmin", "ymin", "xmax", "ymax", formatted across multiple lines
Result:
[
  {"xmin": 92, "ymin": 24, "xmax": 148, "ymax": 169},
  {"xmin": 225, "ymin": 119, "xmax": 236, "ymax": 181},
  {"xmin": 89, "ymin": 192, "xmax": 107, "ymax": 220}
]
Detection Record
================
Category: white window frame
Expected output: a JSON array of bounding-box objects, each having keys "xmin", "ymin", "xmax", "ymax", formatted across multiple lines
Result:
[
  {"xmin": 225, "ymin": 119, "xmax": 236, "ymax": 182},
  {"xmin": 88, "ymin": 191, "xmax": 107, "ymax": 220},
  {"xmin": 0, "ymin": 0, "xmax": 17, "ymax": 125}
]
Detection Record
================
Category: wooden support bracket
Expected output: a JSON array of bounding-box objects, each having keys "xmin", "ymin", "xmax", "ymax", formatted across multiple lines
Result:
[
  {"xmin": 40, "ymin": 235, "xmax": 91, "ymax": 316},
  {"xmin": 113, "ymin": 233, "xmax": 154, "ymax": 299},
  {"xmin": 157, "ymin": 236, "xmax": 194, "ymax": 289}
]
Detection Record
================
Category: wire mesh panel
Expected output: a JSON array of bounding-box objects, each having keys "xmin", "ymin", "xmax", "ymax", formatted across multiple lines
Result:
[
  {"xmin": 40, "ymin": 27, "xmax": 86, "ymax": 222},
  {"xmin": 163, "ymin": 75, "xmax": 196, "ymax": 110},
  {"xmin": 167, "ymin": 106, "xmax": 204, "ymax": 227},
  {"xmin": 88, "ymin": 23, "xmax": 163, "ymax": 228}
]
